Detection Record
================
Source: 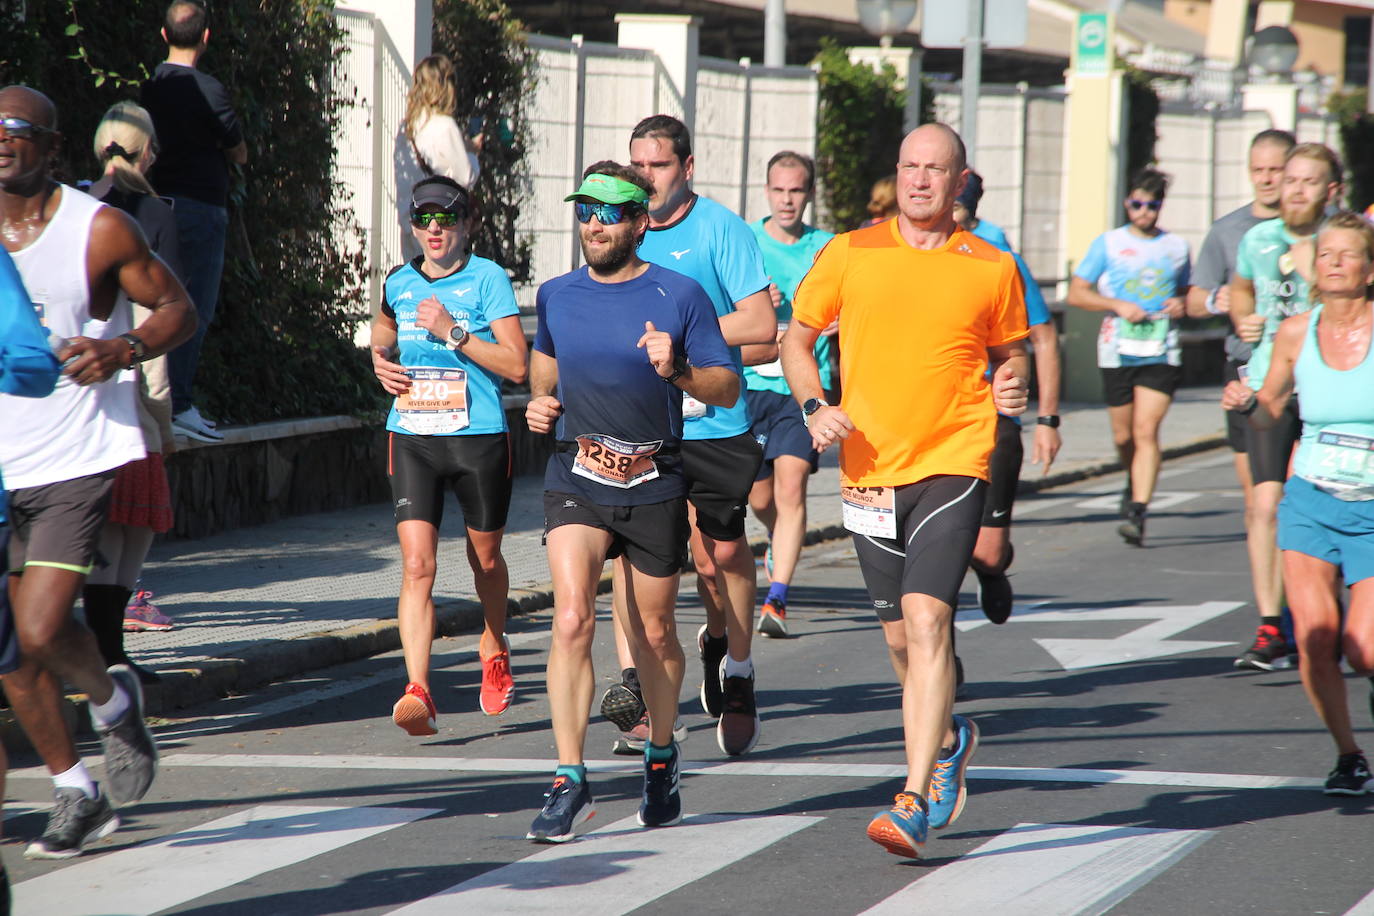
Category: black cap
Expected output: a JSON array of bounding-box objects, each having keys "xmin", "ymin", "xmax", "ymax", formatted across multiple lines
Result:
[
  {"xmin": 411, "ymin": 180, "xmax": 469, "ymax": 213},
  {"xmin": 956, "ymin": 171, "xmax": 984, "ymax": 214}
]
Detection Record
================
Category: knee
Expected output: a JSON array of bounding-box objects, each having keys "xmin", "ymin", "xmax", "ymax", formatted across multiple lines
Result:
[
  {"xmin": 14, "ymin": 615, "xmax": 66, "ymax": 666},
  {"xmin": 692, "ymin": 547, "xmax": 719, "ymax": 582},
  {"xmin": 1343, "ymin": 636, "xmax": 1374, "ymax": 677},
  {"xmin": 469, "ymin": 549, "xmax": 504, "ymax": 578},
  {"xmin": 550, "ymin": 604, "xmax": 595, "ymax": 648},
  {"xmin": 400, "ymin": 552, "xmax": 437, "ymax": 584},
  {"xmin": 638, "ymin": 616, "xmax": 679, "ymax": 658},
  {"xmin": 903, "ymin": 608, "xmax": 951, "ymax": 649},
  {"xmin": 710, "ymin": 536, "xmax": 752, "ymax": 573},
  {"xmin": 1297, "ymin": 625, "xmax": 1339, "ymax": 665}
]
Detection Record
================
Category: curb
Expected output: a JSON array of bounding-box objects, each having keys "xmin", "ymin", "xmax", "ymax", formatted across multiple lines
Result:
[{"xmin": 9, "ymin": 434, "xmax": 1226, "ymax": 751}]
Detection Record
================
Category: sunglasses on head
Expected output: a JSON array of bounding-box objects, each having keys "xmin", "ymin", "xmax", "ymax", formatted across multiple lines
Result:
[
  {"xmin": 410, "ymin": 209, "xmax": 465, "ymax": 228},
  {"xmin": 574, "ymin": 201, "xmax": 640, "ymax": 225},
  {"xmin": 1126, "ymin": 199, "xmax": 1161, "ymax": 211},
  {"xmin": 0, "ymin": 117, "xmax": 53, "ymax": 140}
]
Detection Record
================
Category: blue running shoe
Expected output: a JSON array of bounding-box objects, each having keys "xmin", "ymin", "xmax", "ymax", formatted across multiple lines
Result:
[
  {"xmin": 927, "ymin": 714, "xmax": 979, "ymax": 829},
  {"xmin": 866, "ymin": 792, "xmax": 928, "ymax": 858},
  {"xmin": 638, "ymin": 743, "xmax": 683, "ymax": 827},
  {"xmin": 527, "ymin": 775, "xmax": 595, "ymax": 843}
]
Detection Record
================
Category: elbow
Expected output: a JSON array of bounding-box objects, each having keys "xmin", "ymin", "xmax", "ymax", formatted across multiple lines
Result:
[
  {"xmin": 709, "ymin": 376, "xmax": 740, "ymax": 409},
  {"xmin": 507, "ymin": 361, "xmax": 529, "ymax": 386}
]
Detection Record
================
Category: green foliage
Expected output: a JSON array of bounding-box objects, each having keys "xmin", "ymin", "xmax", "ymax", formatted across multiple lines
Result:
[
  {"xmin": 1327, "ymin": 89, "xmax": 1374, "ymax": 212},
  {"xmin": 433, "ymin": 0, "xmax": 537, "ymax": 284},
  {"xmin": 0, "ymin": 0, "xmax": 377, "ymax": 425},
  {"xmin": 812, "ymin": 38, "xmax": 913, "ymax": 233},
  {"xmin": 1123, "ymin": 67, "xmax": 1160, "ymax": 188}
]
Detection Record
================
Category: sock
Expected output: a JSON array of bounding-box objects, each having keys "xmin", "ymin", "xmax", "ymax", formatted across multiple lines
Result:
[
  {"xmin": 82, "ymin": 584, "xmax": 133, "ymax": 668},
  {"xmin": 53, "ymin": 761, "xmax": 98, "ymax": 799},
  {"xmin": 89, "ymin": 681, "xmax": 131, "ymax": 729},
  {"xmin": 554, "ymin": 764, "xmax": 586, "ymax": 784},
  {"xmin": 1260, "ymin": 616, "xmax": 1282, "ymax": 630},
  {"xmin": 621, "ymin": 667, "xmax": 641, "ymax": 695},
  {"xmin": 645, "ymin": 741, "xmax": 675, "ymax": 762},
  {"xmin": 766, "ymin": 582, "xmax": 789, "ymax": 605},
  {"xmin": 703, "ymin": 631, "xmax": 727, "ymax": 653},
  {"xmin": 1129, "ymin": 501, "xmax": 1148, "ymax": 516},
  {"xmin": 723, "ymin": 654, "xmax": 753, "ymax": 679}
]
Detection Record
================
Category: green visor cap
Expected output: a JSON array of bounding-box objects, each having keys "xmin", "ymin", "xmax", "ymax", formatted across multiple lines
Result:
[{"xmin": 564, "ymin": 173, "xmax": 649, "ymax": 206}]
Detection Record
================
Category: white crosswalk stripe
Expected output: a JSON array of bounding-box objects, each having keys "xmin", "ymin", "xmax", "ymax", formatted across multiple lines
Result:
[
  {"xmin": 859, "ymin": 822, "xmax": 1211, "ymax": 916},
  {"xmin": 13, "ymin": 804, "xmax": 437, "ymax": 916}
]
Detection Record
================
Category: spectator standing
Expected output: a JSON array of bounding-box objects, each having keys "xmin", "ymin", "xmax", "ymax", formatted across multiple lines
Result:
[
  {"xmin": 141, "ymin": 0, "xmax": 247, "ymax": 443},
  {"xmin": 403, "ymin": 55, "xmax": 481, "ymax": 192}
]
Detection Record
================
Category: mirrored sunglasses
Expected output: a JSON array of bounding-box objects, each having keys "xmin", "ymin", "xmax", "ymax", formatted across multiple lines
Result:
[
  {"xmin": 0, "ymin": 117, "xmax": 53, "ymax": 140},
  {"xmin": 574, "ymin": 201, "xmax": 639, "ymax": 225},
  {"xmin": 410, "ymin": 209, "xmax": 464, "ymax": 229}
]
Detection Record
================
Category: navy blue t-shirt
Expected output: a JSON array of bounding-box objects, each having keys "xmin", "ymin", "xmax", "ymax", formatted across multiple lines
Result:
[{"xmin": 534, "ymin": 263, "xmax": 733, "ymax": 506}]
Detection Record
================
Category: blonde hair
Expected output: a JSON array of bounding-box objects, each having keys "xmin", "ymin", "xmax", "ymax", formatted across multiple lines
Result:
[
  {"xmin": 93, "ymin": 101, "xmax": 158, "ymax": 197},
  {"xmin": 867, "ymin": 175, "xmax": 897, "ymax": 220},
  {"xmin": 1315, "ymin": 210, "xmax": 1374, "ymax": 299},
  {"xmin": 404, "ymin": 54, "xmax": 458, "ymax": 148}
]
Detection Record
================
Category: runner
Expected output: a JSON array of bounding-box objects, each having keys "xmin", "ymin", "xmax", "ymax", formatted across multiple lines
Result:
[
  {"xmin": 1221, "ymin": 211, "xmax": 1374, "ymax": 795},
  {"xmin": 370, "ymin": 176, "xmax": 527, "ymax": 734},
  {"xmin": 783, "ymin": 123, "xmax": 1029, "ymax": 858},
  {"xmin": 1185, "ymin": 129, "xmax": 1297, "ymax": 670},
  {"xmin": 599, "ymin": 114, "xmax": 776, "ymax": 759},
  {"xmin": 525, "ymin": 163, "xmax": 736, "ymax": 841},
  {"xmin": 0, "ymin": 85, "xmax": 195, "ymax": 859},
  {"xmin": 745, "ymin": 150, "xmax": 834, "ymax": 639},
  {"xmin": 952, "ymin": 170, "xmax": 1062, "ymax": 629},
  {"xmin": 1066, "ymin": 168, "xmax": 1191, "ymax": 547},
  {"xmin": 1226, "ymin": 142, "xmax": 1343, "ymax": 670}
]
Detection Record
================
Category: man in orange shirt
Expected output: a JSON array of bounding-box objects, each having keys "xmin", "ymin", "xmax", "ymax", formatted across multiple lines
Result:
[{"xmin": 782, "ymin": 123, "xmax": 1029, "ymax": 859}]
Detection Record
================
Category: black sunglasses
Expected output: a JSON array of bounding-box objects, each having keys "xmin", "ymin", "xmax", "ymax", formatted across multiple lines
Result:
[
  {"xmin": 410, "ymin": 210, "xmax": 466, "ymax": 229},
  {"xmin": 574, "ymin": 201, "xmax": 641, "ymax": 225},
  {"xmin": 1126, "ymin": 199, "xmax": 1162, "ymax": 212},
  {"xmin": 0, "ymin": 117, "xmax": 53, "ymax": 141}
]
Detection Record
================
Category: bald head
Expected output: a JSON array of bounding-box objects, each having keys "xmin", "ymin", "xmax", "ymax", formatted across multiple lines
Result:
[
  {"xmin": 900, "ymin": 123, "xmax": 967, "ymax": 176},
  {"xmin": 0, "ymin": 85, "xmax": 57, "ymax": 131},
  {"xmin": 894, "ymin": 123, "xmax": 969, "ymax": 231}
]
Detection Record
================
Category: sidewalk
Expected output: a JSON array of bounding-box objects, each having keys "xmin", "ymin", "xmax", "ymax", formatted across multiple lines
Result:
[{"xmin": 60, "ymin": 387, "xmax": 1231, "ymax": 724}]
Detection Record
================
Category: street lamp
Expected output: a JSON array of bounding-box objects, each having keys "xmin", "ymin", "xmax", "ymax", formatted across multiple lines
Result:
[
  {"xmin": 856, "ymin": 0, "xmax": 917, "ymax": 49},
  {"xmin": 1248, "ymin": 25, "xmax": 1300, "ymax": 81}
]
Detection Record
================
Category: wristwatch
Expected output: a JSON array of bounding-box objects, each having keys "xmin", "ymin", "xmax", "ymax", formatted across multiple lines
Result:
[
  {"xmin": 117, "ymin": 332, "xmax": 148, "ymax": 364},
  {"xmin": 802, "ymin": 397, "xmax": 828, "ymax": 427},
  {"xmin": 1035, "ymin": 415, "xmax": 1060, "ymax": 428},
  {"xmin": 447, "ymin": 324, "xmax": 470, "ymax": 349},
  {"xmin": 664, "ymin": 355, "xmax": 688, "ymax": 385}
]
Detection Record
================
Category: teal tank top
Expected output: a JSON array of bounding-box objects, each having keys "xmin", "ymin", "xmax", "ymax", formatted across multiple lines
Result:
[{"xmin": 1291, "ymin": 302, "xmax": 1374, "ymax": 500}]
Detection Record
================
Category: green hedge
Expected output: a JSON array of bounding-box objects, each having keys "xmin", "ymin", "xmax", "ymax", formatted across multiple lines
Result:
[
  {"xmin": 1, "ymin": 0, "xmax": 378, "ymax": 425},
  {"xmin": 1328, "ymin": 89, "xmax": 1374, "ymax": 213}
]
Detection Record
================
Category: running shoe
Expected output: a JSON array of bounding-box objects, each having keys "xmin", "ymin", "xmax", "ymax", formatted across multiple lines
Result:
[
  {"xmin": 97, "ymin": 665, "xmax": 158, "ymax": 805},
  {"xmin": 975, "ymin": 568, "xmax": 1013, "ymax": 625},
  {"xmin": 479, "ymin": 636, "xmax": 514, "ymax": 716},
  {"xmin": 1118, "ymin": 506, "xmax": 1146, "ymax": 547},
  {"xmin": 717, "ymin": 663, "xmax": 760, "ymax": 756},
  {"xmin": 172, "ymin": 407, "xmax": 224, "ymax": 443},
  {"xmin": 1234, "ymin": 624, "xmax": 1291, "ymax": 671},
  {"xmin": 613, "ymin": 711, "xmax": 688, "ymax": 755},
  {"xmin": 599, "ymin": 681, "xmax": 646, "ymax": 733},
  {"xmin": 756, "ymin": 597, "xmax": 789, "ymax": 638},
  {"xmin": 527, "ymin": 775, "xmax": 595, "ymax": 842},
  {"xmin": 1324, "ymin": 752, "xmax": 1373, "ymax": 796},
  {"xmin": 697, "ymin": 624, "xmax": 727, "ymax": 717},
  {"xmin": 866, "ymin": 792, "xmax": 928, "ymax": 858},
  {"xmin": 24, "ymin": 787, "xmax": 119, "ymax": 860},
  {"xmin": 122, "ymin": 590, "xmax": 174, "ymax": 631},
  {"xmin": 638, "ymin": 743, "xmax": 683, "ymax": 828},
  {"xmin": 927, "ymin": 715, "xmax": 980, "ymax": 829},
  {"xmin": 393, "ymin": 682, "xmax": 438, "ymax": 736}
]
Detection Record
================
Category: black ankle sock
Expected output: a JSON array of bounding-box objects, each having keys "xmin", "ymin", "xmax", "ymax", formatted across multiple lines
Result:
[
  {"xmin": 1261, "ymin": 616, "xmax": 1282, "ymax": 629},
  {"xmin": 621, "ymin": 667, "xmax": 641, "ymax": 694},
  {"xmin": 1128, "ymin": 501, "xmax": 1148, "ymax": 516},
  {"xmin": 82, "ymin": 584, "xmax": 134, "ymax": 667}
]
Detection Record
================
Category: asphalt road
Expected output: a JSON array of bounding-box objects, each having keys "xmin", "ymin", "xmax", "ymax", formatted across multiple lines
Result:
[{"xmin": 11, "ymin": 449, "xmax": 1374, "ymax": 915}]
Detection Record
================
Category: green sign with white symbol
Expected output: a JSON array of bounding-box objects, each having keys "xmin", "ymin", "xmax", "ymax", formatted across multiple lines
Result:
[{"xmin": 1074, "ymin": 12, "xmax": 1112, "ymax": 77}]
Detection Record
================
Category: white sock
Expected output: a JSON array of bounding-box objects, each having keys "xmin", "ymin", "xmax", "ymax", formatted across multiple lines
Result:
[
  {"xmin": 722, "ymin": 654, "xmax": 754, "ymax": 679},
  {"xmin": 89, "ymin": 681, "xmax": 131, "ymax": 729},
  {"xmin": 53, "ymin": 762, "xmax": 98, "ymax": 799}
]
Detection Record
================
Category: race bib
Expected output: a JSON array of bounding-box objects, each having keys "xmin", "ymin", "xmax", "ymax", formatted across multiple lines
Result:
[
  {"xmin": 752, "ymin": 321, "xmax": 788, "ymax": 377},
  {"xmin": 841, "ymin": 486, "xmax": 897, "ymax": 539},
  {"xmin": 682, "ymin": 393, "xmax": 708, "ymax": 418},
  {"xmin": 1309, "ymin": 431, "xmax": 1374, "ymax": 501},
  {"xmin": 396, "ymin": 367, "xmax": 469, "ymax": 434},
  {"xmin": 1116, "ymin": 316, "xmax": 1169, "ymax": 358},
  {"xmin": 571, "ymin": 434, "xmax": 662, "ymax": 489}
]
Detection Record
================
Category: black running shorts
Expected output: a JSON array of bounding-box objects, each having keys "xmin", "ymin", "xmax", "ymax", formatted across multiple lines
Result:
[
  {"xmin": 1100, "ymin": 364, "xmax": 1182, "ymax": 408},
  {"xmin": 388, "ymin": 431, "xmax": 512, "ymax": 532},
  {"xmin": 543, "ymin": 490, "xmax": 688, "ymax": 577},
  {"xmin": 1246, "ymin": 396, "xmax": 1300, "ymax": 485},
  {"xmin": 682, "ymin": 433, "xmax": 764, "ymax": 541},
  {"xmin": 981, "ymin": 415, "xmax": 1023, "ymax": 529},
  {"xmin": 0, "ymin": 528, "xmax": 20, "ymax": 675},
  {"xmin": 6, "ymin": 470, "xmax": 116, "ymax": 575},
  {"xmin": 852, "ymin": 475, "xmax": 988, "ymax": 621},
  {"xmin": 1223, "ymin": 360, "xmax": 1248, "ymax": 454}
]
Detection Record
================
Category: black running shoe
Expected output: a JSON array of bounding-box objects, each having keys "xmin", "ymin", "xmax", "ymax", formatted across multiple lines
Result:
[
  {"xmin": 1234, "ymin": 624, "xmax": 1291, "ymax": 671},
  {"xmin": 697, "ymin": 624, "xmax": 727, "ymax": 717},
  {"xmin": 24, "ymin": 787, "xmax": 120, "ymax": 860},
  {"xmin": 975, "ymin": 567, "xmax": 1013, "ymax": 624},
  {"xmin": 638, "ymin": 743, "xmax": 683, "ymax": 828},
  {"xmin": 718, "ymin": 665, "xmax": 760, "ymax": 756},
  {"xmin": 527, "ymin": 775, "xmax": 595, "ymax": 842},
  {"xmin": 1118, "ymin": 506, "xmax": 1146, "ymax": 547},
  {"xmin": 98, "ymin": 664, "xmax": 158, "ymax": 805},
  {"xmin": 599, "ymin": 682, "xmax": 645, "ymax": 733},
  {"xmin": 1324, "ymin": 752, "xmax": 1373, "ymax": 796}
]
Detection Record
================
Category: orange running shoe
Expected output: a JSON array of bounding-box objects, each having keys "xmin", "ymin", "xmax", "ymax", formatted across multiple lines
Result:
[
  {"xmin": 480, "ymin": 636, "xmax": 514, "ymax": 716},
  {"xmin": 393, "ymin": 682, "xmax": 438, "ymax": 736}
]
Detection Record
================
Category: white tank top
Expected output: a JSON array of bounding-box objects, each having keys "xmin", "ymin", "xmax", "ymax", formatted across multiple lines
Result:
[{"xmin": 0, "ymin": 186, "xmax": 145, "ymax": 489}]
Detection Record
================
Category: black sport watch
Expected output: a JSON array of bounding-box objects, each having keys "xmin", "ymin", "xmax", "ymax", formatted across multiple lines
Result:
[
  {"xmin": 802, "ymin": 398, "xmax": 828, "ymax": 427},
  {"xmin": 448, "ymin": 324, "xmax": 470, "ymax": 349},
  {"xmin": 117, "ymin": 332, "xmax": 148, "ymax": 364},
  {"xmin": 1036, "ymin": 415, "xmax": 1061, "ymax": 428}
]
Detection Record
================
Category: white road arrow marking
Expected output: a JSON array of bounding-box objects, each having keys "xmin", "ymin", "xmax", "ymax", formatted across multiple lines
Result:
[
  {"xmin": 1075, "ymin": 490, "xmax": 1201, "ymax": 512},
  {"xmin": 1022, "ymin": 600, "xmax": 1242, "ymax": 670}
]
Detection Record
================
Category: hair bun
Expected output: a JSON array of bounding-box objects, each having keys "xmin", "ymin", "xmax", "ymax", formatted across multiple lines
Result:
[{"xmin": 103, "ymin": 142, "xmax": 135, "ymax": 161}]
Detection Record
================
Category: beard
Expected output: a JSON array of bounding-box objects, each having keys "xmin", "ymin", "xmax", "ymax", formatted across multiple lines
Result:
[
  {"xmin": 1281, "ymin": 196, "xmax": 1325, "ymax": 230},
  {"xmin": 581, "ymin": 229, "xmax": 638, "ymax": 272}
]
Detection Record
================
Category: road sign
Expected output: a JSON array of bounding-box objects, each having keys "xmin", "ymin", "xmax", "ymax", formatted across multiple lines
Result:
[
  {"xmin": 921, "ymin": 0, "xmax": 1028, "ymax": 50},
  {"xmin": 1074, "ymin": 11, "xmax": 1112, "ymax": 76}
]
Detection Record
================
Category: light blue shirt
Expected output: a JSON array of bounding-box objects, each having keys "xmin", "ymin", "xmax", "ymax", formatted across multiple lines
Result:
[{"xmin": 1075, "ymin": 225, "xmax": 1191, "ymax": 368}]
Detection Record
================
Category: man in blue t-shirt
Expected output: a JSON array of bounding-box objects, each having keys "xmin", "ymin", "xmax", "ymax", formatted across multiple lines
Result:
[
  {"xmin": 743, "ymin": 151, "xmax": 832, "ymax": 640},
  {"xmin": 952, "ymin": 171, "xmax": 1062, "ymax": 635},
  {"xmin": 599, "ymin": 115, "xmax": 777, "ymax": 760},
  {"xmin": 1068, "ymin": 168, "xmax": 1191, "ymax": 547},
  {"xmin": 525, "ymin": 164, "xmax": 737, "ymax": 842}
]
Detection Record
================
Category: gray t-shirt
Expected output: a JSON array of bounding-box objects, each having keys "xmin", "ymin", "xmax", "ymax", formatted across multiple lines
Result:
[{"xmin": 1195, "ymin": 203, "xmax": 1265, "ymax": 363}]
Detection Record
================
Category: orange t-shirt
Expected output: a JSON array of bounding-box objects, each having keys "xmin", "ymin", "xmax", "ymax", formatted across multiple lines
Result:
[{"xmin": 791, "ymin": 220, "xmax": 1028, "ymax": 487}]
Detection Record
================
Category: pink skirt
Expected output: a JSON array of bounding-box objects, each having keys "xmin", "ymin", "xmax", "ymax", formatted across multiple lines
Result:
[{"xmin": 107, "ymin": 453, "xmax": 174, "ymax": 533}]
